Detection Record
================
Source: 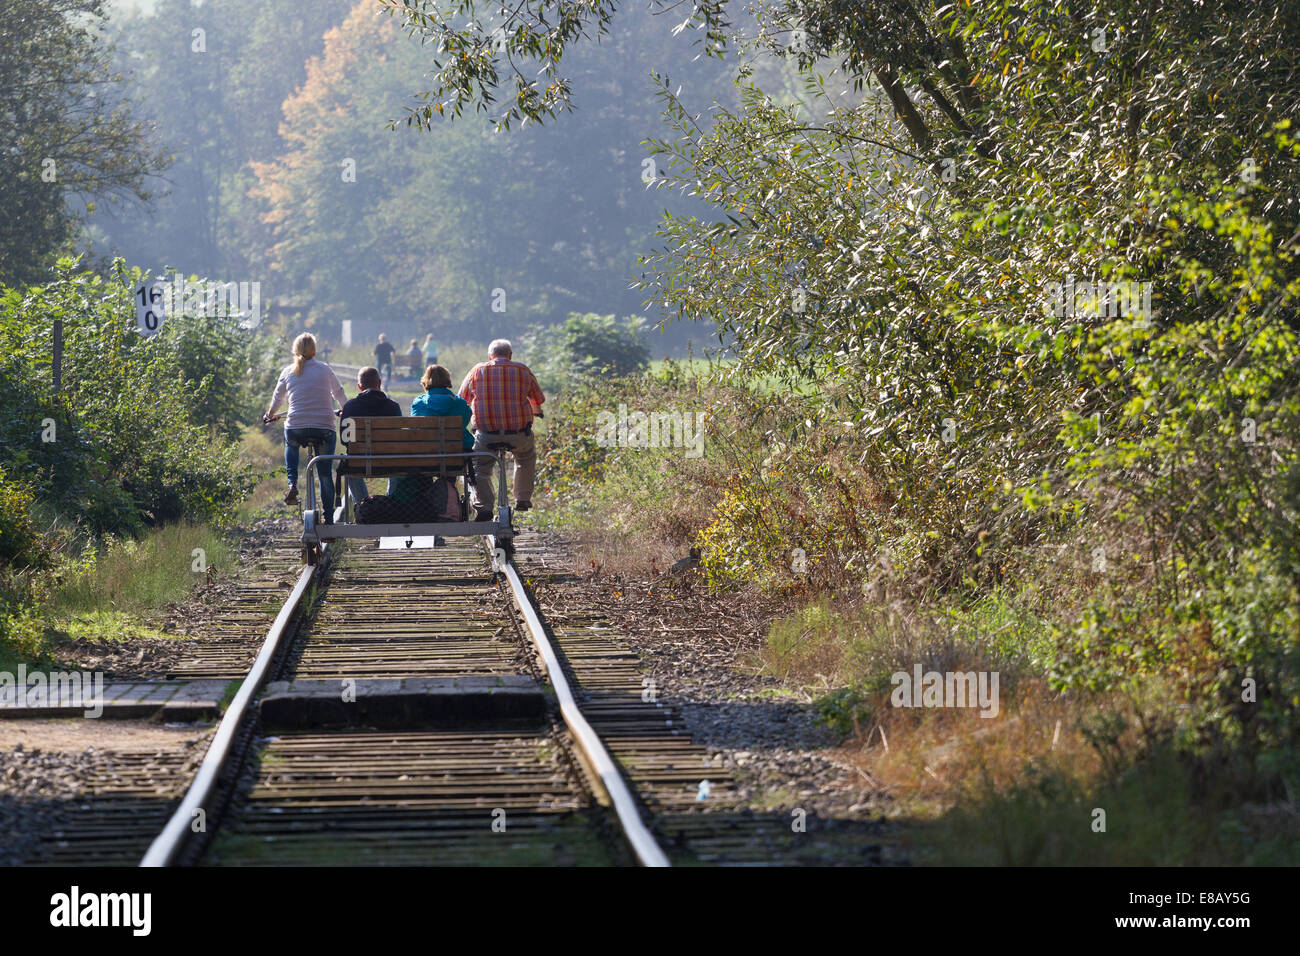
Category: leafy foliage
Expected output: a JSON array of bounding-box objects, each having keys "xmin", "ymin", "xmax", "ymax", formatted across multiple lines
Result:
[
  {"xmin": 0, "ymin": 466, "xmax": 49, "ymax": 570},
  {"xmin": 491, "ymin": 0, "xmax": 1300, "ymax": 809},
  {"xmin": 0, "ymin": 260, "xmax": 260, "ymax": 536},
  {"xmin": 526, "ymin": 312, "xmax": 651, "ymax": 390},
  {"xmin": 637, "ymin": 0, "xmax": 1300, "ymax": 639},
  {"xmin": 0, "ymin": 0, "xmax": 165, "ymax": 287},
  {"xmin": 160, "ymin": 308, "xmax": 269, "ymax": 440},
  {"xmin": 557, "ymin": 312, "xmax": 651, "ymax": 377},
  {"xmin": 379, "ymin": 0, "xmax": 730, "ymax": 131}
]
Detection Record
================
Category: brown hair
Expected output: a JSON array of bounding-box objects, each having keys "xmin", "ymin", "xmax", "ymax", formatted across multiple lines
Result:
[
  {"xmin": 358, "ymin": 366, "xmax": 381, "ymax": 389},
  {"xmin": 292, "ymin": 333, "xmax": 316, "ymax": 376},
  {"xmin": 421, "ymin": 364, "xmax": 452, "ymax": 390}
]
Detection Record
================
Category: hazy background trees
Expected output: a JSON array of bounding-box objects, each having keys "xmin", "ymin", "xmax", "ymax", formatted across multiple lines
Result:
[
  {"xmin": 0, "ymin": 0, "xmax": 165, "ymax": 287},
  {"xmin": 82, "ymin": 0, "xmax": 751, "ymax": 349}
]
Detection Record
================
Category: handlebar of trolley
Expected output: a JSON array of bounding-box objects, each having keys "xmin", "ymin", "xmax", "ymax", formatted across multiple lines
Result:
[{"xmin": 263, "ymin": 410, "xmax": 345, "ymax": 425}]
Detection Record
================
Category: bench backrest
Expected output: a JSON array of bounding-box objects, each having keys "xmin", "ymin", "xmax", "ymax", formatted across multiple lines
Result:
[{"xmin": 340, "ymin": 416, "xmax": 465, "ymax": 477}]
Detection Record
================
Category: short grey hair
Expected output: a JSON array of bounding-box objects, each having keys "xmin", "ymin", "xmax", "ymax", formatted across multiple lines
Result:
[{"xmin": 489, "ymin": 338, "xmax": 512, "ymax": 357}]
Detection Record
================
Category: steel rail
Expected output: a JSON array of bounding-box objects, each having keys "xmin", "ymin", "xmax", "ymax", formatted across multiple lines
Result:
[
  {"xmin": 490, "ymin": 536, "xmax": 671, "ymax": 868},
  {"xmin": 143, "ymin": 527, "xmax": 668, "ymax": 866},
  {"xmin": 140, "ymin": 549, "xmax": 324, "ymax": 867}
]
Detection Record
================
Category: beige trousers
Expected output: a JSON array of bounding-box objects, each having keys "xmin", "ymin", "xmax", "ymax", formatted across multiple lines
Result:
[{"xmin": 472, "ymin": 429, "xmax": 535, "ymax": 510}]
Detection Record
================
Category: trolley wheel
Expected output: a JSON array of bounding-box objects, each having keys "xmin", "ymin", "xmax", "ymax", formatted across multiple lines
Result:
[
  {"xmin": 494, "ymin": 537, "xmax": 516, "ymax": 560},
  {"xmin": 301, "ymin": 545, "xmax": 319, "ymax": 566}
]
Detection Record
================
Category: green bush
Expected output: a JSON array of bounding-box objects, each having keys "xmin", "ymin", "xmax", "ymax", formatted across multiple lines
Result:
[
  {"xmin": 0, "ymin": 260, "xmax": 260, "ymax": 534},
  {"xmin": 1051, "ymin": 561, "xmax": 1300, "ymax": 801},
  {"xmin": 159, "ymin": 306, "xmax": 266, "ymax": 440},
  {"xmin": 0, "ymin": 465, "xmax": 50, "ymax": 664},
  {"xmin": 631, "ymin": 3, "xmax": 1300, "ymax": 822},
  {"xmin": 0, "ymin": 465, "xmax": 49, "ymax": 569},
  {"xmin": 815, "ymin": 685, "xmax": 873, "ymax": 737},
  {"xmin": 525, "ymin": 312, "xmax": 650, "ymax": 392}
]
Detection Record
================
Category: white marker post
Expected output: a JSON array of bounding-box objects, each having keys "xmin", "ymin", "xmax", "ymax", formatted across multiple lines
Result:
[{"xmin": 135, "ymin": 280, "xmax": 166, "ymax": 336}]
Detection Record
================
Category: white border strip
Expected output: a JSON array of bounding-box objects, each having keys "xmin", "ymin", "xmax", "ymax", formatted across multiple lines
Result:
[
  {"xmin": 492, "ymin": 537, "xmax": 670, "ymax": 867},
  {"xmin": 140, "ymin": 557, "xmax": 321, "ymax": 867}
]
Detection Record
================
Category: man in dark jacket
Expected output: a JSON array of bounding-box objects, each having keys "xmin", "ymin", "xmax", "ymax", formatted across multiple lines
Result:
[
  {"xmin": 338, "ymin": 366, "xmax": 400, "ymax": 505},
  {"xmin": 373, "ymin": 334, "xmax": 396, "ymax": 388}
]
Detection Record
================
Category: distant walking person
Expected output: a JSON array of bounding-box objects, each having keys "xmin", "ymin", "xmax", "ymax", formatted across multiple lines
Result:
[
  {"xmin": 374, "ymin": 333, "xmax": 395, "ymax": 389},
  {"xmin": 458, "ymin": 339, "xmax": 545, "ymax": 517},
  {"xmin": 337, "ymin": 366, "xmax": 401, "ymax": 506},
  {"xmin": 406, "ymin": 339, "xmax": 424, "ymax": 379},
  {"xmin": 263, "ymin": 333, "xmax": 346, "ymax": 519},
  {"xmin": 423, "ymin": 333, "xmax": 439, "ymax": 366}
]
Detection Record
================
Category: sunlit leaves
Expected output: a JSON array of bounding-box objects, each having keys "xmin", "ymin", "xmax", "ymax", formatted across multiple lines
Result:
[{"xmin": 632, "ymin": 0, "xmax": 1300, "ymax": 600}]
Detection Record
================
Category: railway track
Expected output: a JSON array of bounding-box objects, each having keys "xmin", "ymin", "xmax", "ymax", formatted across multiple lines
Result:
[
  {"xmin": 5, "ymin": 538, "xmax": 306, "ymax": 866},
  {"xmin": 10, "ymin": 526, "xmax": 891, "ymax": 866},
  {"xmin": 143, "ymin": 536, "xmax": 673, "ymax": 866}
]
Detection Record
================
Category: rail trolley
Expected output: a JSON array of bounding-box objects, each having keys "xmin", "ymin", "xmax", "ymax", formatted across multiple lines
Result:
[{"xmin": 297, "ymin": 415, "xmax": 516, "ymax": 565}]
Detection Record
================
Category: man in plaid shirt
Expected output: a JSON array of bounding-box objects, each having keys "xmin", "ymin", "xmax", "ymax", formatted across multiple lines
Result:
[{"xmin": 458, "ymin": 339, "xmax": 545, "ymax": 517}]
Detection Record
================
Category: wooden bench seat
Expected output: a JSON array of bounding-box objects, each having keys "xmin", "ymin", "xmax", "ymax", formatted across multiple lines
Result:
[{"xmin": 337, "ymin": 416, "xmax": 466, "ymax": 477}]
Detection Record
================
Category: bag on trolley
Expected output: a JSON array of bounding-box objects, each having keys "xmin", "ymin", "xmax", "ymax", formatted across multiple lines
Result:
[
  {"xmin": 354, "ymin": 478, "xmax": 461, "ymax": 524},
  {"xmin": 430, "ymin": 476, "xmax": 462, "ymax": 521},
  {"xmin": 413, "ymin": 476, "xmax": 462, "ymax": 521},
  {"xmin": 355, "ymin": 494, "xmax": 402, "ymax": 524}
]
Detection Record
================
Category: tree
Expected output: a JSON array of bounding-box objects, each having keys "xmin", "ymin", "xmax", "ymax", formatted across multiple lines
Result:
[
  {"xmin": 0, "ymin": 0, "xmax": 165, "ymax": 287},
  {"xmin": 378, "ymin": 0, "xmax": 732, "ymax": 130},
  {"xmin": 91, "ymin": 0, "xmax": 356, "ymax": 279},
  {"xmin": 525, "ymin": 311, "xmax": 650, "ymax": 389},
  {"xmin": 252, "ymin": 1, "xmax": 734, "ymax": 334},
  {"xmin": 390, "ymin": 1, "xmax": 1300, "ymax": 769},
  {"xmin": 0, "ymin": 260, "xmax": 258, "ymax": 532},
  {"xmin": 557, "ymin": 312, "xmax": 650, "ymax": 377}
]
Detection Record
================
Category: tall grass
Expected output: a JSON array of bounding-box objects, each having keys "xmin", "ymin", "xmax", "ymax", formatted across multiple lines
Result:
[
  {"xmin": 926, "ymin": 744, "xmax": 1300, "ymax": 865},
  {"xmin": 237, "ymin": 423, "xmax": 289, "ymax": 519},
  {"xmin": 50, "ymin": 523, "xmax": 233, "ymax": 616},
  {"xmin": 526, "ymin": 365, "xmax": 1300, "ymax": 863},
  {"xmin": 761, "ymin": 594, "xmax": 1049, "ymax": 722}
]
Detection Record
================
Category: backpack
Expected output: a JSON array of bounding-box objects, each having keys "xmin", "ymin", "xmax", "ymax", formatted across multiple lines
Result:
[
  {"xmin": 432, "ymin": 476, "xmax": 462, "ymax": 521},
  {"xmin": 410, "ymin": 476, "xmax": 461, "ymax": 521},
  {"xmin": 355, "ymin": 480, "xmax": 461, "ymax": 524},
  {"xmin": 355, "ymin": 494, "xmax": 402, "ymax": 524}
]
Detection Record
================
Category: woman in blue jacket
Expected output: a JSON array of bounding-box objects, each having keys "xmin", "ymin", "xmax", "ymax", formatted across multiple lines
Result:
[
  {"xmin": 411, "ymin": 365, "xmax": 474, "ymax": 448},
  {"xmin": 405, "ymin": 365, "xmax": 474, "ymax": 519}
]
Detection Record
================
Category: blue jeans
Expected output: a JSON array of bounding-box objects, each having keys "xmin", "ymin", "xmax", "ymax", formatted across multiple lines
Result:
[{"xmin": 285, "ymin": 428, "xmax": 336, "ymax": 521}]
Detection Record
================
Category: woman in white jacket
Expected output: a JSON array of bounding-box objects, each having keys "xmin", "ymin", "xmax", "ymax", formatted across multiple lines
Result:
[{"xmin": 263, "ymin": 333, "xmax": 347, "ymax": 519}]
